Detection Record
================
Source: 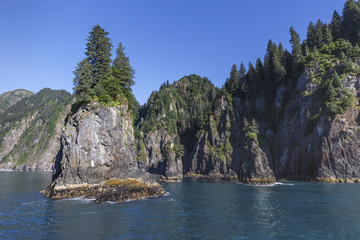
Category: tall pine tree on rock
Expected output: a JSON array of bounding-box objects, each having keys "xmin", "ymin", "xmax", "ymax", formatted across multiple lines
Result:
[
  {"xmin": 86, "ymin": 25, "xmax": 112, "ymax": 87},
  {"xmin": 73, "ymin": 25, "xmax": 136, "ymax": 108}
]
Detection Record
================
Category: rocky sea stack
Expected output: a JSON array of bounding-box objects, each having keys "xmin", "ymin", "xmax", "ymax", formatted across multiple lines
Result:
[{"xmin": 42, "ymin": 103, "xmax": 166, "ymax": 202}]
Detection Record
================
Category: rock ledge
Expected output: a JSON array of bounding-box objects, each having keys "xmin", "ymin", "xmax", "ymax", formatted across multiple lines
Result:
[{"xmin": 41, "ymin": 178, "xmax": 166, "ymax": 202}]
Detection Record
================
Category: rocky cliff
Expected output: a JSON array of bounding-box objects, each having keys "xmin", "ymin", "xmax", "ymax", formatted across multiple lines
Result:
[
  {"xmin": 44, "ymin": 102, "xmax": 165, "ymax": 201},
  {"xmin": 185, "ymin": 69, "xmax": 360, "ymax": 184},
  {"xmin": 136, "ymin": 75, "xmax": 218, "ymax": 180}
]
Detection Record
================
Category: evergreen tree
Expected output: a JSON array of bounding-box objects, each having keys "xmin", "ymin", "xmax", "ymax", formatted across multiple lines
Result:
[
  {"xmin": 255, "ymin": 58, "xmax": 264, "ymax": 89},
  {"xmin": 289, "ymin": 27, "xmax": 303, "ymax": 68},
  {"xmin": 239, "ymin": 62, "xmax": 247, "ymax": 98},
  {"xmin": 225, "ymin": 64, "xmax": 240, "ymax": 95},
  {"xmin": 315, "ymin": 19, "xmax": 324, "ymax": 47},
  {"xmin": 247, "ymin": 62, "xmax": 257, "ymax": 97},
  {"xmin": 113, "ymin": 43, "xmax": 135, "ymax": 88},
  {"xmin": 342, "ymin": 0, "xmax": 360, "ymax": 45},
  {"xmin": 306, "ymin": 21, "xmax": 316, "ymax": 50},
  {"xmin": 263, "ymin": 40, "xmax": 286, "ymax": 103},
  {"xmin": 239, "ymin": 62, "xmax": 246, "ymax": 80},
  {"xmin": 73, "ymin": 59, "xmax": 93, "ymax": 103},
  {"xmin": 85, "ymin": 25, "xmax": 113, "ymax": 87},
  {"xmin": 322, "ymin": 23, "xmax": 333, "ymax": 45},
  {"xmin": 332, "ymin": 71, "xmax": 342, "ymax": 88},
  {"xmin": 330, "ymin": 10, "xmax": 343, "ymax": 40}
]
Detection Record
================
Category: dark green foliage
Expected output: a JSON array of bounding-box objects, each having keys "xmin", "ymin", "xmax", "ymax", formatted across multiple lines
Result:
[
  {"xmin": 173, "ymin": 136, "xmax": 184, "ymax": 157},
  {"xmin": 332, "ymin": 71, "xmax": 342, "ymax": 88},
  {"xmin": 113, "ymin": 43, "xmax": 135, "ymax": 88},
  {"xmin": 225, "ymin": 64, "xmax": 240, "ymax": 96},
  {"xmin": 239, "ymin": 62, "xmax": 247, "ymax": 98},
  {"xmin": 73, "ymin": 25, "xmax": 137, "ymax": 110},
  {"xmin": 289, "ymin": 27, "xmax": 303, "ymax": 70},
  {"xmin": 305, "ymin": 38, "xmax": 360, "ymax": 79},
  {"xmin": 73, "ymin": 59, "xmax": 93, "ymax": 103},
  {"xmin": 263, "ymin": 40, "xmax": 286, "ymax": 103},
  {"xmin": 255, "ymin": 58, "xmax": 264, "ymax": 88},
  {"xmin": 342, "ymin": 0, "xmax": 360, "ymax": 45},
  {"xmin": 242, "ymin": 118, "xmax": 259, "ymax": 148},
  {"xmin": 85, "ymin": 25, "xmax": 112, "ymax": 85},
  {"xmin": 330, "ymin": 10, "xmax": 343, "ymax": 40},
  {"xmin": 246, "ymin": 62, "xmax": 257, "ymax": 98}
]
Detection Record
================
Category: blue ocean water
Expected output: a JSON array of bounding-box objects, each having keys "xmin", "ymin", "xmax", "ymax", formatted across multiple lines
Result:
[{"xmin": 1, "ymin": 172, "xmax": 360, "ymax": 240}]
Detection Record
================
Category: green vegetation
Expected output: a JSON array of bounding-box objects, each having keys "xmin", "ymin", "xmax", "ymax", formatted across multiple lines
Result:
[
  {"xmin": 137, "ymin": 74, "xmax": 218, "ymax": 148},
  {"xmin": 243, "ymin": 118, "xmax": 259, "ymax": 148},
  {"xmin": 73, "ymin": 25, "xmax": 137, "ymax": 112},
  {"xmin": 0, "ymin": 88, "xmax": 72, "ymax": 164},
  {"xmin": 220, "ymin": 0, "xmax": 360, "ymax": 133},
  {"xmin": 0, "ymin": 89, "xmax": 34, "ymax": 113}
]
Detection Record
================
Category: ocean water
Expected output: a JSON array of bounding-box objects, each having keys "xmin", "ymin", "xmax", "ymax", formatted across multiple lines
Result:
[{"xmin": 1, "ymin": 172, "xmax": 360, "ymax": 240}]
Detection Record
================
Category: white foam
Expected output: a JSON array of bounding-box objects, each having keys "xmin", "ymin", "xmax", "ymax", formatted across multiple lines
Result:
[
  {"xmin": 273, "ymin": 182, "xmax": 294, "ymax": 186},
  {"xmin": 235, "ymin": 182, "xmax": 294, "ymax": 187},
  {"xmin": 61, "ymin": 197, "xmax": 96, "ymax": 203}
]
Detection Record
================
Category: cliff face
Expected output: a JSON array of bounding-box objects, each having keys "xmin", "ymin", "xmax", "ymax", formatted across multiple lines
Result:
[
  {"xmin": 185, "ymin": 96, "xmax": 275, "ymax": 184},
  {"xmin": 52, "ymin": 103, "xmax": 156, "ymax": 186},
  {"xmin": 45, "ymin": 102, "xmax": 165, "ymax": 201},
  {"xmin": 186, "ymin": 72, "xmax": 360, "ymax": 183},
  {"xmin": 136, "ymin": 75, "xmax": 218, "ymax": 179}
]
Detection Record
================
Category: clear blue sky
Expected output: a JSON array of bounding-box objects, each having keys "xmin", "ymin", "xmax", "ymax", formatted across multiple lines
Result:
[{"xmin": 0, "ymin": 0, "xmax": 346, "ymax": 104}]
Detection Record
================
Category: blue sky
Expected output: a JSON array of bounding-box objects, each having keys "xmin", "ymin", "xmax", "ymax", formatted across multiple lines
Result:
[{"xmin": 0, "ymin": 0, "xmax": 346, "ymax": 104}]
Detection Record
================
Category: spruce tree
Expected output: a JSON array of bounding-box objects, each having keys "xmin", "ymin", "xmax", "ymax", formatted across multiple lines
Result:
[
  {"xmin": 73, "ymin": 59, "xmax": 93, "ymax": 103},
  {"xmin": 263, "ymin": 40, "xmax": 286, "ymax": 103},
  {"xmin": 247, "ymin": 62, "xmax": 257, "ymax": 97},
  {"xmin": 322, "ymin": 23, "xmax": 333, "ymax": 45},
  {"xmin": 332, "ymin": 71, "xmax": 342, "ymax": 88},
  {"xmin": 225, "ymin": 64, "xmax": 240, "ymax": 95},
  {"xmin": 85, "ymin": 25, "xmax": 113, "ymax": 87},
  {"xmin": 255, "ymin": 58, "xmax": 264, "ymax": 89},
  {"xmin": 330, "ymin": 10, "xmax": 343, "ymax": 40},
  {"xmin": 306, "ymin": 21, "xmax": 316, "ymax": 50},
  {"xmin": 342, "ymin": 0, "xmax": 360, "ymax": 45},
  {"xmin": 239, "ymin": 62, "xmax": 247, "ymax": 98},
  {"xmin": 289, "ymin": 27, "xmax": 303, "ymax": 68},
  {"xmin": 113, "ymin": 43, "xmax": 135, "ymax": 88},
  {"xmin": 314, "ymin": 19, "xmax": 324, "ymax": 48}
]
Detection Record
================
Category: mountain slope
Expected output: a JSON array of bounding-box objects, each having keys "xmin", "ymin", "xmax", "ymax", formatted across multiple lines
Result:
[
  {"xmin": 0, "ymin": 88, "xmax": 72, "ymax": 171},
  {"xmin": 0, "ymin": 89, "xmax": 34, "ymax": 113},
  {"xmin": 136, "ymin": 74, "xmax": 218, "ymax": 178}
]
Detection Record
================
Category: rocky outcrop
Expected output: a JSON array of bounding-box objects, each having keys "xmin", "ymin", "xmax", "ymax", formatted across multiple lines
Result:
[
  {"xmin": 41, "ymin": 178, "xmax": 166, "ymax": 202},
  {"xmin": 45, "ymin": 103, "xmax": 166, "ymax": 201},
  {"xmin": 185, "ymin": 96, "xmax": 275, "ymax": 184},
  {"xmin": 142, "ymin": 129, "xmax": 183, "ymax": 178}
]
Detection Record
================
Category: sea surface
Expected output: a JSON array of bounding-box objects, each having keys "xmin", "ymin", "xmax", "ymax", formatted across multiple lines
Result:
[{"xmin": 1, "ymin": 172, "xmax": 360, "ymax": 240}]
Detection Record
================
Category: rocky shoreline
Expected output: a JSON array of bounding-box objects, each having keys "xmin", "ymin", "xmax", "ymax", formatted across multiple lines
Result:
[{"xmin": 40, "ymin": 178, "xmax": 166, "ymax": 202}]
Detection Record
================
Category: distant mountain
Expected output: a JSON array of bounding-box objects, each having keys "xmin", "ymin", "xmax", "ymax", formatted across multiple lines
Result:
[
  {"xmin": 0, "ymin": 89, "xmax": 34, "ymax": 114},
  {"xmin": 0, "ymin": 88, "xmax": 72, "ymax": 171}
]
